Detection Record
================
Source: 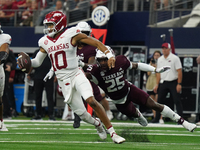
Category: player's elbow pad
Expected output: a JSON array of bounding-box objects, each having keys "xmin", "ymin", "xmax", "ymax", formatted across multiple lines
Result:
[
  {"xmin": 137, "ymin": 63, "xmax": 155, "ymax": 72},
  {"xmin": 31, "ymin": 51, "xmax": 47, "ymax": 68}
]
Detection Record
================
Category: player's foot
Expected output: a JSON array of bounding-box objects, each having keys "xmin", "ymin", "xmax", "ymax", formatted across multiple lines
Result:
[
  {"xmin": 136, "ymin": 108, "xmax": 148, "ymax": 126},
  {"xmin": 31, "ymin": 115, "xmax": 43, "ymax": 120},
  {"xmin": 182, "ymin": 120, "xmax": 197, "ymax": 132},
  {"xmin": 73, "ymin": 113, "xmax": 81, "ymax": 128},
  {"xmin": 159, "ymin": 119, "xmax": 164, "ymax": 124},
  {"xmin": 0, "ymin": 121, "xmax": 8, "ymax": 131},
  {"xmin": 111, "ymin": 133, "xmax": 125, "ymax": 144},
  {"xmin": 106, "ymin": 110, "xmax": 114, "ymax": 120},
  {"xmin": 95, "ymin": 118, "xmax": 107, "ymax": 140}
]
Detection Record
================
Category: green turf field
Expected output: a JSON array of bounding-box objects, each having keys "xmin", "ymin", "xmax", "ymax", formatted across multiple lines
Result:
[{"xmin": 1, "ymin": 119, "xmax": 199, "ymax": 150}]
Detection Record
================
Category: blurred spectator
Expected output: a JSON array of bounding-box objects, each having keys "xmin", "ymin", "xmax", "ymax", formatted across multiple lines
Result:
[
  {"xmin": 36, "ymin": 0, "xmax": 63, "ymax": 26},
  {"xmin": 0, "ymin": 0, "xmax": 5, "ymax": 9},
  {"xmin": 196, "ymin": 55, "xmax": 200, "ymax": 126},
  {"xmin": 0, "ymin": 0, "xmax": 18, "ymax": 26},
  {"xmin": 30, "ymin": 49, "xmax": 56, "ymax": 121},
  {"xmin": 19, "ymin": 0, "xmax": 38, "ymax": 26},
  {"xmin": 14, "ymin": 0, "xmax": 26, "ymax": 9},
  {"xmin": 146, "ymin": 50, "xmax": 163, "ymax": 123},
  {"xmin": 2, "ymin": 49, "xmax": 16, "ymax": 119},
  {"xmin": 90, "ymin": 0, "xmax": 107, "ymax": 10},
  {"xmin": 63, "ymin": 0, "xmax": 77, "ymax": 13}
]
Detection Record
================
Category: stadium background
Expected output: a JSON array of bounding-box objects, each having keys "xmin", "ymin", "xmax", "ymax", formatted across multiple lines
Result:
[{"xmin": 1, "ymin": 0, "xmax": 200, "ymax": 121}]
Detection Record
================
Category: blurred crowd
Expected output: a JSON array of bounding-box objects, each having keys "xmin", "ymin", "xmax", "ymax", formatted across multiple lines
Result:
[{"xmin": 0, "ymin": 0, "xmax": 107, "ymax": 26}]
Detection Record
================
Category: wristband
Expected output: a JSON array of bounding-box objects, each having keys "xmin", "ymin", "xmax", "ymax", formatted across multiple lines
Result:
[
  {"xmin": 178, "ymin": 83, "xmax": 182, "ymax": 85},
  {"xmin": 104, "ymin": 49, "xmax": 110, "ymax": 54},
  {"xmin": 106, "ymin": 52, "xmax": 115, "ymax": 59}
]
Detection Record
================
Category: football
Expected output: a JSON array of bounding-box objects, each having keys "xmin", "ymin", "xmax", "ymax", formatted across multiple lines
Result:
[{"xmin": 17, "ymin": 52, "xmax": 32, "ymax": 73}]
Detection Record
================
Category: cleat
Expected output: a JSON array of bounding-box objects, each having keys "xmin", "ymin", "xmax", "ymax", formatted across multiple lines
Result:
[
  {"xmin": 136, "ymin": 108, "xmax": 148, "ymax": 126},
  {"xmin": 95, "ymin": 118, "xmax": 107, "ymax": 140},
  {"xmin": 182, "ymin": 120, "xmax": 197, "ymax": 132},
  {"xmin": 0, "ymin": 121, "xmax": 8, "ymax": 131},
  {"xmin": 73, "ymin": 113, "xmax": 81, "ymax": 128},
  {"xmin": 111, "ymin": 133, "xmax": 125, "ymax": 144}
]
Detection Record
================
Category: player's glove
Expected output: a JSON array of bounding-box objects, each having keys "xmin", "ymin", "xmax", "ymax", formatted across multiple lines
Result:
[
  {"xmin": 155, "ymin": 66, "xmax": 171, "ymax": 73},
  {"xmin": 43, "ymin": 68, "xmax": 54, "ymax": 82},
  {"xmin": 77, "ymin": 56, "xmax": 85, "ymax": 67}
]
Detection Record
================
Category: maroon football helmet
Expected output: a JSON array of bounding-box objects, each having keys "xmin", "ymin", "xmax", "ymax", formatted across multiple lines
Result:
[{"xmin": 43, "ymin": 11, "xmax": 67, "ymax": 37}]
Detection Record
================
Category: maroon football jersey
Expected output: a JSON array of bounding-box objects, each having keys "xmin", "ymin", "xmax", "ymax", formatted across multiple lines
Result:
[
  {"xmin": 87, "ymin": 55, "xmax": 132, "ymax": 100},
  {"xmin": 77, "ymin": 45, "xmax": 96, "ymax": 63}
]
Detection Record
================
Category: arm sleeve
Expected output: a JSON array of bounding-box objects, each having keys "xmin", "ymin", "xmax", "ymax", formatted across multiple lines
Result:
[
  {"xmin": 31, "ymin": 51, "xmax": 47, "ymax": 68},
  {"xmin": 137, "ymin": 63, "xmax": 155, "ymax": 72}
]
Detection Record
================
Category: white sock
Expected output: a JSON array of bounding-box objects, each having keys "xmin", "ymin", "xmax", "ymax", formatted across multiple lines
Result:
[
  {"xmin": 161, "ymin": 105, "xmax": 181, "ymax": 122},
  {"xmin": 107, "ymin": 126, "xmax": 116, "ymax": 137},
  {"xmin": 79, "ymin": 111, "xmax": 100, "ymax": 126}
]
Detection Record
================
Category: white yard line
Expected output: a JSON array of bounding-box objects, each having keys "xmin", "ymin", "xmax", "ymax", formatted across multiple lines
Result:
[
  {"xmin": 4, "ymin": 120, "xmax": 199, "ymax": 128},
  {"xmin": 1, "ymin": 132, "xmax": 200, "ymax": 137},
  {"xmin": 0, "ymin": 141, "xmax": 199, "ymax": 146}
]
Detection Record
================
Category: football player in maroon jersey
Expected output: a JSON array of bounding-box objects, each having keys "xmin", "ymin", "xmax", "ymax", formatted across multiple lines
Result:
[{"xmin": 85, "ymin": 46, "xmax": 197, "ymax": 132}]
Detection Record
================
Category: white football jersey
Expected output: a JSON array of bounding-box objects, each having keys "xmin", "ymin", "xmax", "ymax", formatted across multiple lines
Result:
[{"xmin": 38, "ymin": 27, "xmax": 81, "ymax": 80}]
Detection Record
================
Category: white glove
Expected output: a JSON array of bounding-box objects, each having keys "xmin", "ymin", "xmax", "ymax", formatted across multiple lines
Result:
[
  {"xmin": 155, "ymin": 66, "xmax": 171, "ymax": 73},
  {"xmin": 43, "ymin": 69, "xmax": 54, "ymax": 82},
  {"xmin": 77, "ymin": 56, "xmax": 85, "ymax": 67}
]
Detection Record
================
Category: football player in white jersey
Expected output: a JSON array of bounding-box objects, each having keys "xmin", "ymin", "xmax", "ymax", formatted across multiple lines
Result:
[
  {"xmin": 17, "ymin": 11, "xmax": 125, "ymax": 143},
  {"xmin": 0, "ymin": 25, "xmax": 11, "ymax": 131}
]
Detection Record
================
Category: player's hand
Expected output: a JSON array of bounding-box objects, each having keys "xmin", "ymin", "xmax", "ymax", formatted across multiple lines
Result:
[
  {"xmin": 77, "ymin": 56, "xmax": 85, "ymax": 67},
  {"xmin": 155, "ymin": 66, "xmax": 171, "ymax": 73},
  {"xmin": 107, "ymin": 57, "xmax": 115, "ymax": 69},
  {"xmin": 43, "ymin": 69, "xmax": 54, "ymax": 82}
]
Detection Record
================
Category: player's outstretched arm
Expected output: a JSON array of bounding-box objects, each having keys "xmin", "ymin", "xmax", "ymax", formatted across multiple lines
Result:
[
  {"xmin": 133, "ymin": 62, "xmax": 170, "ymax": 73},
  {"xmin": 31, "ymin": 48, "xmax": 47, "ymax": 68}
]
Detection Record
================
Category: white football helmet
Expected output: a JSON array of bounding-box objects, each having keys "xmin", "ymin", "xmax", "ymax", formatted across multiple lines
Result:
[
  {"xmin": 95, "ymin": 46, "xmax": 113, "ymax": 59},
  {"xmin": 76, "ymin": 21, "xmax": 91, "ymax": 36}
]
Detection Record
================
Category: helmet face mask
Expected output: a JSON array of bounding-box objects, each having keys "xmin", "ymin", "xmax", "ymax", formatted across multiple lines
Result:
[{"xmin": 43, "ymin": 11, "xmax": 67, "ymax": 37}]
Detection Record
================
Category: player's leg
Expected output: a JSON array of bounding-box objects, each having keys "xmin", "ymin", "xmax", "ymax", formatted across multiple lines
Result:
[
  {"xmin": 99, "ymin": 88, "xmax": 113, "ymax": 120},
  {"xmin": 69, "ymin": 89, "xmax": 107, "ymax": 140},
  {"xmin": 92, "ymin": 83, "xmax": 113, "ymax": 120},
  {"xmin": 115, "ymin": 101, "xmax": 148, "ymax": 126},
  {"xmin": 0, "ymin": 66, "xmax": 8, "ymax": 131},
  {"xmin": 75, "ymin": 70, "xmax": 125, "ymax": 143},
  {"xmin": 146, "ymin": 96, "xmax": 197, "ymax": 132}
]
